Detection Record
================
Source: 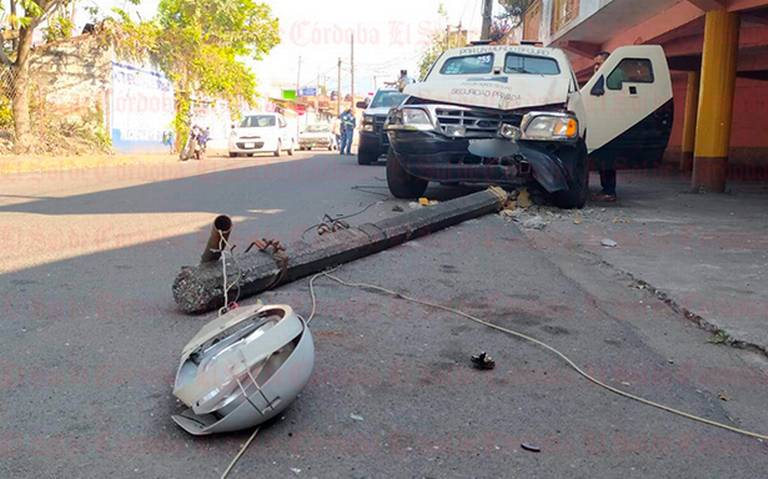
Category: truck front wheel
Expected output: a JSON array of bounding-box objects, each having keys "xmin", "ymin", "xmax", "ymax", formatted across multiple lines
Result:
[
  {"xmin": 386, "ymin": 148, "xmax": 428, "ymax": 199},
  {"xmin": 552, "ymin": 147, "xmax": 589, "ymax": 209},
  {"xmin": 357, "ymin": 149, "xmax": 379, "ymax": 165}
]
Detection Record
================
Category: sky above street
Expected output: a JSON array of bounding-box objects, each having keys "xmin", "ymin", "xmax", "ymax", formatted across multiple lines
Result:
[{"xmin": 88, "ymin": 0, "xmax": 491, "ymax": 96}]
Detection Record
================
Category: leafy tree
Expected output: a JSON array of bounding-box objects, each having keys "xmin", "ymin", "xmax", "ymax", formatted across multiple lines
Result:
[
  {"xmin": 417, "ymin": 3, "xmax": 448, "ymax": 80},
  {"xmin": 1, "ymin": 1, "xmax": 70, "ymax": 151},
  {"xmin": 418, "ymin": 32, "xmax": 445, "ymax": 80},
  {"xmin": 498, "ymin": 0, "xmax": 536, "ymax": 28},
  {"xmin": 43, "ymin": 10, "xmax": 75, "ymax": 43},
  {"xmin": 118, "ymin": 0, "xmax": 280, "ymax": 146},
  {"xmin": 0, "ymin": 1, "xmax": 141, "ymax": 152}
]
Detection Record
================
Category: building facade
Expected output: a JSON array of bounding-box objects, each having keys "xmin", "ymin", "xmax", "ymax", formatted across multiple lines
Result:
[{"xmin": 522, "ymin": 0, "xmax": 768, "ymax": 190}]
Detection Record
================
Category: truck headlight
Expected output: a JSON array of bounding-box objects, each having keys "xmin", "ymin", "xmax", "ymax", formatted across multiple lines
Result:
[
  {"xmin": 363, "ymin": 123, "xmax": 374, "ymax": 132},
  {"xmin": 386, "ymin": 108, "xmax": 434, "ymax": 131},
  {"xmin": 522, "ymin": 113, "xmax": 579, "ymax": 141},
  {"xmin": 402, "ymin": 108, "xmax": 432, "ymax": 126}
]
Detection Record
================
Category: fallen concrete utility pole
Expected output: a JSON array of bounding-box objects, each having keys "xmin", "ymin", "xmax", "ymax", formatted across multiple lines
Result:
[{"xmin": 173, "ymin": 187, "xmax": 508, "ymax": 314}]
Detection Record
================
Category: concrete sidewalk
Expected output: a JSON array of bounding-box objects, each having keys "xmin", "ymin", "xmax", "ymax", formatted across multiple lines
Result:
[{"xmin": 514, "ymin": 170, "xmax": 768, "ymax": 355}]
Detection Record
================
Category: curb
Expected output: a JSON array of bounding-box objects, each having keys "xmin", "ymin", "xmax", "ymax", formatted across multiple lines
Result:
[
  {"xmin": 584, "ymin": 249, "xmax": 768, "ymax": 358},
  {"xmin": 0, "ymin": 154, "xmax": 178, "ymax": 176}
]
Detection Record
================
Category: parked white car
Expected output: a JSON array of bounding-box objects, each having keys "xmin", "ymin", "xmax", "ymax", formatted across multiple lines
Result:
[
  {"xmin": 229, "ymin": 113, "xmax": 296, "ymax": 157},
  {"xmin": 299, "ymin": 123, "xmax": 337, "ymax": 151}
]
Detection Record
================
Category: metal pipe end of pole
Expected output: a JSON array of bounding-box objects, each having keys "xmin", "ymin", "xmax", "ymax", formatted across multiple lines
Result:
[{"xmin": 200, "ymin": 215, "xmax": 233, "ymax": 264}]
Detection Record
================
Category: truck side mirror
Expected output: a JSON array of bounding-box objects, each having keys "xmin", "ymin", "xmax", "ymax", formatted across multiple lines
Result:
[
  {"xmin": 356, "ymin": 100, "xmax": 368, "ymax": 109},
  {"xmin": 591, "ymin": 76, "xmax": 606, "ymax": 97}
]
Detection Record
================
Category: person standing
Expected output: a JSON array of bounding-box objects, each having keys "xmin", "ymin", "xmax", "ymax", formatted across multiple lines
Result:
[
  {"xmin": 397, "ymin": 69, "xmax": 413, "ymax": 92},
  {"xmin": 592, "ymin": 51, "xmax": 617, "ymax": 202},
  {"xmin": 339, "ymin": 107, "xmax": 356, "ymax": 155},
  {"xmin": 331, "ymin": 116, "xmax": 342, "ymax": 151}
]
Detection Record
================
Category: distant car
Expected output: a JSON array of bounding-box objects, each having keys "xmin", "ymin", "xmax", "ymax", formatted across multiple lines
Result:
[
  {"xmin": 357, "ymin": 89, "xmax": 407, "ymax": 165},
  {"xmin": 299, "ymin": 123, "xmax": 337, "ymax": 151},
  {"xmin": 229, "ymin": 113, "xmax": 296, "ymax": 157}
]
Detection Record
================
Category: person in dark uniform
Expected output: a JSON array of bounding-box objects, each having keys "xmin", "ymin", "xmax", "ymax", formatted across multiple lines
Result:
[
  {"xmin": 592, "ymin": 51, "xmax": 617, "ymax": 202},
  {"xmin": 339, "ymin": 108, "xmax": 356, "ymax": 155}
]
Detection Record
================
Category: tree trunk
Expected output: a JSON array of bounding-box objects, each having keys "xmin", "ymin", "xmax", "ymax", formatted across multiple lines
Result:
[
  {"xmin": 10, "ymin": 1, "xmax": 18, "ymax": 52},
  {"xmin": 12, "ymin": 25, "xmax": 35, "ymax": 154},
  {"xmin": 174, "ymin": 90, "xmax": 191, "ymax": 153}
]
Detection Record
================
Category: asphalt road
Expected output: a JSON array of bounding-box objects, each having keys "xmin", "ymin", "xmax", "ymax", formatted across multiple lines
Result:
[{"xmin": 1, "ymin": 151, "xmax": 767, "ymax": 478}]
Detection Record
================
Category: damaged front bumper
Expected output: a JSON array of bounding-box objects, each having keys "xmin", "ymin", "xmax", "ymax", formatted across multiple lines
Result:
[{"xmin": 386, "ymin": 105, "xmax": 585, "ymax": 193}]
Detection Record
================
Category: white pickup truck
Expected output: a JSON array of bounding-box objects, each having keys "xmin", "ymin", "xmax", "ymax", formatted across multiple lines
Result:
[{"xmin": 385, "ymin": 44, "xmax": 673, "ymax": 208}]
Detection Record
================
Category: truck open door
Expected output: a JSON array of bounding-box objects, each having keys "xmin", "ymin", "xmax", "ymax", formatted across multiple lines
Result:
[{"xmin": 580, "ymin": 45, "xmax": 674, "ymax": 166}]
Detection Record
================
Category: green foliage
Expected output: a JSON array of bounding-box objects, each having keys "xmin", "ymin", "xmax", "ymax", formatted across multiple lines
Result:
[
  {"xmin": 417, "ymin": 3, "xmax": 449, "ymax": 80},
  {"xmin": 110, "ymin": 0, "xmax": 280, "ymax": 141},
  {"xmin": 0, "ymin": 96, "xmax": 13, "ymax": 129},
  {"xmin": 708, "ymin": 330, "xmax": 730, "ymax": 345},
  {"xmin": 174, "ymin": 93, "xmax": 191, "ymax": 152},
  {"xmin": 43, "ymin": 15, "xmax": 74, "ymax": 42},
  {"xmin": 418, "ymin": 32, "xmax": 446, "ymax": 80},
  {"xmin": 11, "ymin": 1, "xmax": 67, "ymax": 27},
  {"xmin": 498, "ymin": 0, "xmax": 536, "ymax": 27}
]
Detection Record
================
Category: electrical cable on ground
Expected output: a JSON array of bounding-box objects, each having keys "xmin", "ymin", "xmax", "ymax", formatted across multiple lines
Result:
[
  {"xmin": 220, "ymin": 427, "xmax": 260, "ymax": 479},
  {"xmin": 219, "ymin": 266, "xmax": 768, "ymax": 477},
  {"xmin": 351, "ymin": 185, "xmax": 390, "ymax": 198},
  {"xmin": 300, "ymin": 202, "xmax": 380, "ymax": 240},
  {"xmin": 305, "ymin": 270, "xmax": 768, "ymax": 442}
]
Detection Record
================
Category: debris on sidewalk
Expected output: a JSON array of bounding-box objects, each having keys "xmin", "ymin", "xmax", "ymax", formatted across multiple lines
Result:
[
  {"xmin": 350, "ymin": 413, "xmax": 365, "ymax": 422},
  {"xmin": 522, "ymin": 215, "xmax": 548, "ymax": 231},
  {"xmin": 517, "ymin": 188, "xmax": 532, "ymax": 208},
  {"xmin": 471, "ymin": 352, "xmax": 496, "ymax": 370},
  {"xmin": 500, "ymin": 207, "xmax": 523, "ymax": 219},
  {"xmin": 521, "ymin": 443, "xmax": 542, "ymax": 453},
  {"xmin": 601, "ymin": 238, "xmax": 619, "ymax": 248}
]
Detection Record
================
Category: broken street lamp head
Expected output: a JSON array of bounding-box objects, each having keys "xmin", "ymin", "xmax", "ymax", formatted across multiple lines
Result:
[{"xmin": 172, "ymin": 304, "xmax": 314, "ymax": 436}]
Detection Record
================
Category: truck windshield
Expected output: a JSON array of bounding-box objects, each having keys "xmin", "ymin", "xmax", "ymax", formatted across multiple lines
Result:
[
  {"xmin": 440, "ymin": 53, "xmax": 494, "ymax": 75},
  {"xmin": 240, "ymin": 115, "xmax": 276, "ymax": 128},
  {"xmin": 370, "ymin": 91, "xmax": 406, "ymax": 108},
  {"xmin": 504, "ymin": 53, "xmax": 560, "ymax": 75}
]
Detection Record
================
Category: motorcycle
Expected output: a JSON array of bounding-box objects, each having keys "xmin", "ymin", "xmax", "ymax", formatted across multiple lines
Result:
[{"xmin": 180, "ymin": 125, "xmax": 209, "ymax": 161}]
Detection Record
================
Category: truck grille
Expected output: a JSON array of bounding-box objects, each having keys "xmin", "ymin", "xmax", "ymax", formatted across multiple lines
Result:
[
  {"xmin": 373, "ymin": 116, "xmax": 389, "ymax": 145},
  {"xmin": 434, "ymin": 108, "xmax": 523, "ymax": 138}
]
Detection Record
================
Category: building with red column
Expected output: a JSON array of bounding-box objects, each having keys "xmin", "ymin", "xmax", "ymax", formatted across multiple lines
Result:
[{"xmin": 522, "ymin": 0, "xmax": 768, "ymax": 190}]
